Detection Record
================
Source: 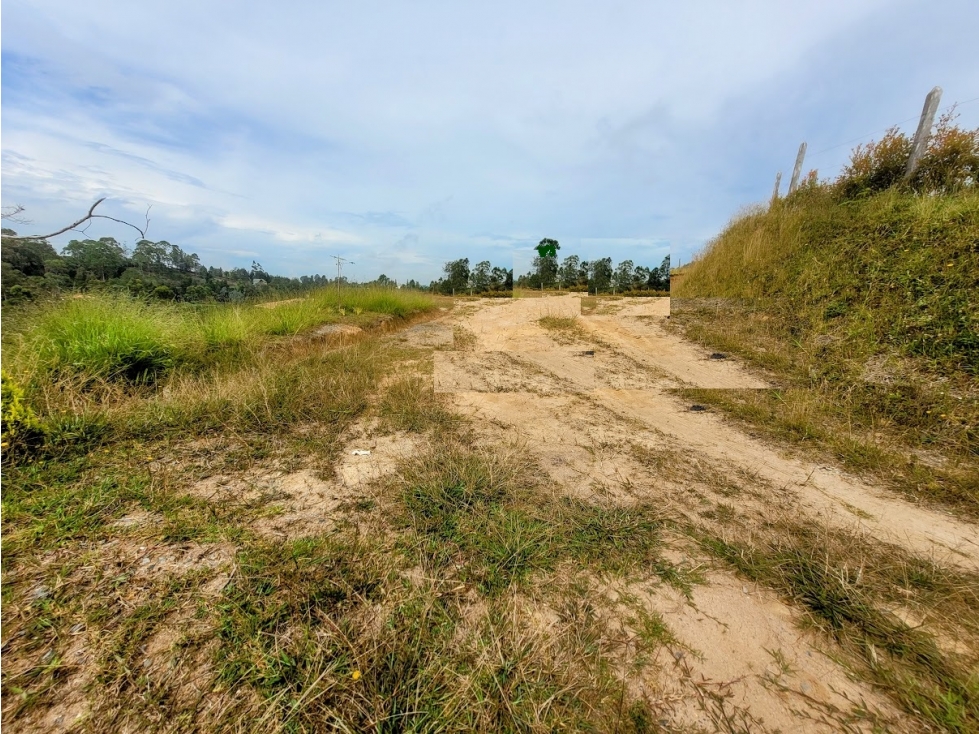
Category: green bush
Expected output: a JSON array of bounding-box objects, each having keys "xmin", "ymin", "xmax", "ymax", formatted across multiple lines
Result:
[
  {"xmin": 834, "ymin": 113, "xmax": 979, "ymax": 200},
  {"xmin": 1, "ymin": 371, "xmax": 45, "ymax": 454},
  {"xmin": 835, "ymin": 127, "xmax": 913, "ymax": 200}
]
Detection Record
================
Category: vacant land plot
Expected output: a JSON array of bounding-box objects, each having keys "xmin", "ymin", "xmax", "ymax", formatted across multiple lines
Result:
[{"xmin": 3, "ymin": 293, "xmax": 977, "ymax": 732}]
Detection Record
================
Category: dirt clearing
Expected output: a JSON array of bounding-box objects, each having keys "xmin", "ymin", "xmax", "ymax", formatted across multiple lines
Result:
[{"xmin": 436, "ymin": 293, "xmax": 979, "ymax": 731}]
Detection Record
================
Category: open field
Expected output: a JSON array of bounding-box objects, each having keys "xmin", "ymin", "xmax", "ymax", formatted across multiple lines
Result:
[{"xmin": 3, "ymin": 291, "xmax": 978, "ymax": 732}]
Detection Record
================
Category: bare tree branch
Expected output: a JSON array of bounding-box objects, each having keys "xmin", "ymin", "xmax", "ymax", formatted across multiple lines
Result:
[
  {"xmin": 1, "ymin": 205, "xmax": 31, "ymax": 226},
  {"xmin": 0, "ymin": 198, "xmax": 149, "ymax": 241}
]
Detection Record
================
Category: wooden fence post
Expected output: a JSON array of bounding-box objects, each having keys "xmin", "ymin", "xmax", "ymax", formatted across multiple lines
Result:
[
  {"xmin": 905, "ymin": 86, "xmax": 942, "ymax": 178},
  {"xmin": 770, "ymin": 171, "xmax": 782, "ymax": 209},
  {"xmin": 788, "ymin": 142, "xmax": 807, "ymax": 194}
]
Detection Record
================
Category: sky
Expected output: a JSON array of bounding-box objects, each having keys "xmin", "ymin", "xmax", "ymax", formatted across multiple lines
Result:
[{"xmin": 2, "ymin": 0, "xmax": 978, "ymax": 284}]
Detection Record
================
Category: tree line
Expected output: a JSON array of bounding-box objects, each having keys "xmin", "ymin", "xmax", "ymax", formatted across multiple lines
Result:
[
  {"xmin": 429, "ymin": 259, "xmax": 514, "ymax": 295},
  {"xmin": 429, "ymin": 247, "xmax": 671, "ymax": 297},
  {"xmin": 2, "ymin": 229, "xmax": 672, "ymax": 303},
  {"xmin": 516, "ymin": 252, "xmax": 670, "ymax": 294},
  {"xmin": 0, "ymin": 232, "xmax": 350, "ymax": 303}
]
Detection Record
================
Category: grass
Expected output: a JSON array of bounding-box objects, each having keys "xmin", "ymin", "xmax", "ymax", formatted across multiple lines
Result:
[
  {"xmin": 2, "ymin": 286, "xmax": 436, "ymax": 385},
  {"xmin": 1, "ymin": 287, "xmax": 438, "ymax": 456},
  {"xmin": 7, "ymin": 271, "xmax": 977, "ymax": 731},
  {"xmin": 2, "ymin": 290, "xmax": 692, "ymax": 732},
  {"xmin": 670, "ymin": 186, "xmax": 979, "ymax": 515},
  {"xmin": 695, "ymin": 520, "xmax": 979, "ymax": 733},
  {"xmin": 537, "ymin": 315, "xmax": 580, "ymax": 331},
  {"xmin": 537, "ymin": 315, "xmax": 587, "ymax": 345},
  {"xmin": 396, "ymin": 439, "xmax": 688, "ymax": 596}
]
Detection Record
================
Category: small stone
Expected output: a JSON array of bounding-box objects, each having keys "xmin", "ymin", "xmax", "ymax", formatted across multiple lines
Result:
[
  {"xmin": 689, "ymin": 404, "xmax": 708, "ymax": 412},
  {"xmin": 30, "ymin": 585, "xmax": 50, "ymax": 600}
]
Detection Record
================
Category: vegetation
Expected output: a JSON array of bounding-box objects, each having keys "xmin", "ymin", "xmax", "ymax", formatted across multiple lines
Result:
[
  {"xmin": 516, "ymin": 250, "xmax": 670, "ymax": 294},
  {"xmin": 429, "ymin": 242, "xmax": 670, "ymax": 297},
  {"xmin": 4, "ymin": 105, "xmax": 975, "ymax": 734},
  {"xmin": 430, "ymin": 258, "xmax": 512, "ymax": 295},
  {"xmin": 1, "ymin": 230, "xmax": 432, "ymax": 304},
  {"xmin": 0, "ymin": 286, "xmax": 693, "ymax": 731},
  {"xmin": 671, "ymin": 114, "xmax": 979, "ymax": 515}
]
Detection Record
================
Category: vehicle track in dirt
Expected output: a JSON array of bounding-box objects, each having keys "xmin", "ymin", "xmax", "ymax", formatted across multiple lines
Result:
[{"xmin": 429, "ymin": 293, "xmax": 979, "ymax": 732}]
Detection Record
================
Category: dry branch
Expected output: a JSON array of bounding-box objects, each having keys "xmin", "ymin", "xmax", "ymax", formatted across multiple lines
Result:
[{"xmin": 0, "ymin": 198, "xmax": 150, "ymax": 240}]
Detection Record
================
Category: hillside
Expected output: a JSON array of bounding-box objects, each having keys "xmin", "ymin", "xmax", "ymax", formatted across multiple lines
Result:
[{"xmin": 671, "ymin": 134, "xmax": 978, "ymax": 515}]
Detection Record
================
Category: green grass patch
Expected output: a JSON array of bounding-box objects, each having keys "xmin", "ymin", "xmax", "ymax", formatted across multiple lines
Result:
[{"xmin": 398, "ymin": 441, "xmax": 682, "ymax": 596}]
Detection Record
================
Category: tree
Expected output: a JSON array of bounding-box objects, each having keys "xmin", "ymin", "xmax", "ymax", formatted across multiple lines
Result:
[
  {"xmin": 613, "ymin": 259, "xmax": 634, "ymax": 292},
  {"xmin": 558, "ymin": 255, "xmax": 580, "ymax": 289},
  {"xmin": 657, "ymin": 255, "xmax": 671, "ymax": 291},
  {"xmin": 1, "ymin": 235, "xmax": 56, "ymax": 277},
  {"xmin": 535, "ymin": 238, "xmax": 560, "ymax": 258},
  {"xmin": 132, "ymin": 239, "xmax": 169, "ymax": 271},
  {"xmin": 170, "ymin": 245, "xmax": 200, "ymax": 273},
  {"xmin": 442, "ymin": 258, "xmax": 470, "ymax": 294},
  {"xmin": 63, "ymin": 237, "xmax": 128, "ymax": 281},
  {"xmin": 469, "ymin": 260, "xmax": 491, "ymax": 292},
  {"xmin": 250, "ymin": 260, "xmax": 269, "ymax": 282},
  {"xmin": 1, "ymin": 198, "xmax": 150, "ymax": 241},
  {"xmin": 632, "ymin": 265, "xmax": 651, "ymax": 291},
  {"xmin": 533, "ymin": 255, "xmax": 559, "ymax": 288},
  {"xmin": 533, "ymin": 238, "xmax": 560, "ymax": 289},
  {"xmin": 589, "ymin": 257, "xmax": 613, "ymax": 294}
]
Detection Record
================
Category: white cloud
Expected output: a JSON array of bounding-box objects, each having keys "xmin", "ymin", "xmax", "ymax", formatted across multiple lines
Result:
[{"xmin": 3, "ymin": 0, "xmax": 978, "ymax": 276}]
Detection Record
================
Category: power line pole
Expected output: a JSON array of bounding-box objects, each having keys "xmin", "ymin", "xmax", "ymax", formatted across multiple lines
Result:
[{"xmin": 331, "ymin": 255, "xmax": 354, "ymax": 308}]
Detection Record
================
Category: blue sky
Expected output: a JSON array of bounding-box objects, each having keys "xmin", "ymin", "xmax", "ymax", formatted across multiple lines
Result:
[{"xmin": 3, "ymin": 1, "xmax": 978, "ymax": 283}]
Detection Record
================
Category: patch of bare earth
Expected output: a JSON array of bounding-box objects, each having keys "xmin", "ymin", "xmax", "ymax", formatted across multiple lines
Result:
[
  {"xmin": 2, "ymin": 539, "xmax": 236, "ymax": 734},
  {"xmin": 431, "ymin": 293, "xmax": 977, "ymax": 730},
  {"xmin": 188, "ymin": 420, "xmax": 425, "ymax": 540}
]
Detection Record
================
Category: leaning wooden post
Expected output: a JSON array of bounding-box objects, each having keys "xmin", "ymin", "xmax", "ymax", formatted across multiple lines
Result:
[
  {"xmin": 788, "ymin": 142, "xmax": 807, "ymax": 194},
  {"xmin": 770, "ymin": 171, "xmax": 782, "ymax": 209},
  {"xmin": 905, "ymin": 86, "xmax": 942, "ymax": 178}
]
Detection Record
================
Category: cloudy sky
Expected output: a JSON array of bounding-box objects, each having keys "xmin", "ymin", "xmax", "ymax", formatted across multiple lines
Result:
[{"xmin": 3, "ymin": 1, "xmax": 978, "ymax": 283}]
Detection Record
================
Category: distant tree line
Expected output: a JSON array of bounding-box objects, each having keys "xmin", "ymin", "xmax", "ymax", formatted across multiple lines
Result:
[
  {"xmin": 516, "ymin": 248, "xmax": 671, "ymax": 294},
  {"xmin": 428, "ymin": 249, "xmax": 671, "ymax": 297},
  {"xmin": 0, "ymin": 232, "xmax": 359, "ymax": 303},
  {"xmin": 2, "ymin": 228, "xmax": 671, "ymax": 304},
  {"xmin": 430, "ymin": 259, "xmax": 513, "ymax": 295}
]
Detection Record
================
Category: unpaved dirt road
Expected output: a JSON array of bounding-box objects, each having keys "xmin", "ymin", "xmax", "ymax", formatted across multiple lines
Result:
[{"xmin": 425, "ymin": 294, "xmax": 979, "ymax": 732}]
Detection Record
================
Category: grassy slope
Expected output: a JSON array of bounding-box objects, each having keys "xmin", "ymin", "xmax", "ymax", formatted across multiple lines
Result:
[{"xmin": 671, "ymin": 187, "xmax": 978, "ymax": 515}]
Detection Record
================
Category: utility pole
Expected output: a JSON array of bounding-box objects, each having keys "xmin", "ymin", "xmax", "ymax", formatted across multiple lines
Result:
[{"xmin": 331, "ymin": 255, "xmax": 354, "ymax": 308}]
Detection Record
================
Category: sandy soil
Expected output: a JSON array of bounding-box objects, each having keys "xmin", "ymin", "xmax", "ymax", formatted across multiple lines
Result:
[{"xmin": 431, "ymin": 293, "xmax": 979, "ymax": 732}]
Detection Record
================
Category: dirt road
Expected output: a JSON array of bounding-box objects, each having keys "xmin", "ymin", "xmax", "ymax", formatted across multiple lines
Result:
[{"xmin": 426, "ymin": 294, "xmax": 979, "ymax": 732}]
